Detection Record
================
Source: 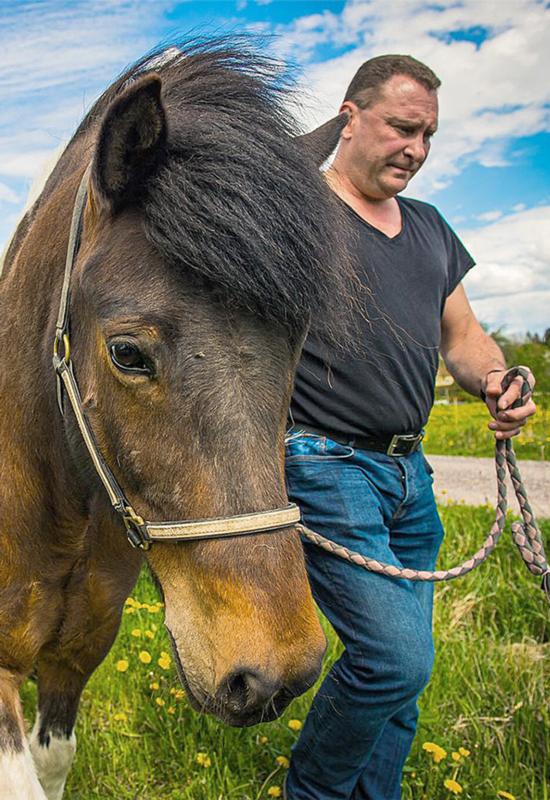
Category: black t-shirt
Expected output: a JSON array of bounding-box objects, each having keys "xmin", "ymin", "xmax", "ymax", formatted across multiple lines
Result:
[{"xmin": 290, "ymin": 196, "xmax": 475, "ymax": 437}]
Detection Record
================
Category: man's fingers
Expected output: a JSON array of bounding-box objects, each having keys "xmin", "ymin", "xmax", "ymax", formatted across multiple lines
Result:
[
  {"xmin": 496, "ymin": 399, "xmax": 536, "ymax": 422},
  {"xmin": 489, "ymin": 418, "xmax": 526, "ymax": 432},
  {"xmin": 494, "ymin": 428, "xmax": 522, "ymax": 440}
]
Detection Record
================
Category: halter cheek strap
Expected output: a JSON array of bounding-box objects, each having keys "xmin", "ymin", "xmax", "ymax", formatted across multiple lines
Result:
[{"xmin": 52, "ymin": 166, "xmax": 300, "ymax": 550}]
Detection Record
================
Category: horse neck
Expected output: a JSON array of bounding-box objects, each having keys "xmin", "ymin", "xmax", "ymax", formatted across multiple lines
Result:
[{"xmin": 0, "ymin": 137, "xmax": 92, "ymax": 481}]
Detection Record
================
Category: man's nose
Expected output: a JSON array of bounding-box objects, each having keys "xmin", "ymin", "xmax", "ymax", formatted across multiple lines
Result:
[{"xmin": 404, "ymin": 133, "xmax": 429, "ymax": 164}]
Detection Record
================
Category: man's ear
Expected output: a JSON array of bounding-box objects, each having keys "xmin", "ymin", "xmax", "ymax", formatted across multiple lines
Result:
[
  {"xmin": 92, "ymin": 74, "xmax": 167, "ymax": 213},
  {"xmin": 337, "ymin": 101, "xmax": 359, "ymax": 141},
  {"xmin": 295, "ymin": 112, "xmax": 349, "ymax": 167}
]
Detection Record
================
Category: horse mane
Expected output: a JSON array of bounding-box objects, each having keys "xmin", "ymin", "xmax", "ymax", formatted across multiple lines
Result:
[{"xmin": 68, "ymin": 37, "xmax": 363, "ymax": 344}]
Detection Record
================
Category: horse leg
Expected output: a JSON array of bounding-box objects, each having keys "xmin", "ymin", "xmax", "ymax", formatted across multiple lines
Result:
[
  {"xmin": 0, "ymin": 669, "xmax": 47, "ymax": 799},
  {"xmin": 28, "ymin": 664, "xmax": 80, "ymax": 800},
  {"xmin": 29, "ymin": 516, "xmax": 142, "ymax": 800}
]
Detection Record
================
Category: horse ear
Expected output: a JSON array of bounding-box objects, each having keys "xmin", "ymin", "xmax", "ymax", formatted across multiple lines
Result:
[
  {"xmin": 295, "ymin": 112, "xmax": 349, "ymax": 167},
  {"xmin": 93, "ymin": 74, "xmax": 166, "ymax": 212}
]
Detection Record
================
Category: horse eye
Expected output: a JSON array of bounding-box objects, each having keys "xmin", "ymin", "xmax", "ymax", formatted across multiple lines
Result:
[{"xmin": 109, "ymin": 342, "xmax": 151, "ymax": 374}]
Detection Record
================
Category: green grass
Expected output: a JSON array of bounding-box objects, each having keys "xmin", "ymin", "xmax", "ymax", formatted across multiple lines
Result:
[
  {"xmin": 424, "ymin": 402, "xmax": 550, "ymax": 460},
  {"xmin": 22, "ymin": 506, "xmax": 549, "ymax": 800}
]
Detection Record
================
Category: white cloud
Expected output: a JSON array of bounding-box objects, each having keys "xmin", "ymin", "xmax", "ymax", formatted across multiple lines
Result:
[
  {"xmin": 460, "ymin": 206, "xmax": 550, "ymax": 334},
  {"xmin": 476, "ymin": 210, "xmax": 503, "ymax": 222},
  {"xmin": 0, "ymin": 182, "xmax": 19, "ymax": 204}
]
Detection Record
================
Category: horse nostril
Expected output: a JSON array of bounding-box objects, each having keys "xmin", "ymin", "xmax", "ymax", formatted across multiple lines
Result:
[{"xmin": 220, "ymin": 669, "xmax": 280, "ymax": 715}]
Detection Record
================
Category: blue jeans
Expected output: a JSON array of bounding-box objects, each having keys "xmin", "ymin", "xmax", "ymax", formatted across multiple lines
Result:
[{"xmin": 284, "ymin": 431, "xmax": 444, "ymax": 800}]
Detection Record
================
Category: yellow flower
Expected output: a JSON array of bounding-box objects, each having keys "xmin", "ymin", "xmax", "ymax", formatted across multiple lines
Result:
[
  {"xmin": 444, "ymin": 779, "xmax": 463, "ymax": 794},
  {"xmin": 267, "ymin": 788, "xmax": 282, "ymax": 798},
  {"xmin": 116, "ymin": 659, "xmax": 129, "ymax": 672},
  {"xmin": 124, "ymin": 607, "xmax": 135, "ymax": 615},
  {"xmin": 147, "ymin": 604, "xmax": 160, "ymax": 614},
  {"xmin": 458, "ymin": 747, "xmax": 470, "ymax": 757},
  {"xmin": 155, "ymin": 697, "xmax": 165, "ymax": 707},
  {"xmin": 196, "ymin": 752, "xmax": 211, "ymax": 768},
  {"xmin": 167, "ymin": 706, "xmax": 176, "ymax": 715},
  {"xmin": 422, "ymin": 742, "xmax": 447, "ymax": 763},
  {"xmin": 497, "ymin": 793, "xmax": 516, "ymax": 800},
  {"xmin": 150, "ymin": 682, "xmax": 159, "ymax": 691},
  {"xmin": 174, "ymin": 689, "xmax": 185, "ymax": 701},
  {"xmin": 451, "ymin": 751, "xmax": 461, "ymax": 761},
  {"xmin": 139, "ymin": 651, "xmax": 152, "ymax": 664},
  {"xmin": 144, "ymin": 630, "xmax": 155, "ymax": 640},
  {"xmin": 125, "ymin": 597, "xmax": 138, "ymax": 607},
  {"xmin": 275, "ymin": 756, "xmax": 290, "ymax": 768},
  {"xmin": 288, "ymin": 719, "xmax": 302, "ymax": 732},
  {"xmin": 259, "ymin": 735, "xmax": 268, "ymax": 744},
  {"xmin": 158, "ymin": 653, "xmax": 171, "ymax": 670},
  {"xmin": 131, "ymin": 629, "xmax": 142, "ymax": 638},
  {"xmin": 113, "ymin": 712, "xmax": 127, "ymax": 722}
]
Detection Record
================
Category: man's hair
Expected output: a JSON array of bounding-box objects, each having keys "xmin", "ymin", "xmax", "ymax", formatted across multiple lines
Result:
[{"xmin": 343, "ymin": 54, "xmax": 441, "ymax": 108}]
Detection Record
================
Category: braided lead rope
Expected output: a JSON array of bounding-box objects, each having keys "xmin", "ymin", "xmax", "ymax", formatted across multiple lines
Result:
[{"xmin": 297, "ymin": 437, "xmax": 550, "ymax": 599}]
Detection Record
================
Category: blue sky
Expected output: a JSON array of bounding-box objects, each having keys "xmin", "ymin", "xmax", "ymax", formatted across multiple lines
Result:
[{"xmin": 1, "ymin": 0, "xmax": 549, "ymax": 335}]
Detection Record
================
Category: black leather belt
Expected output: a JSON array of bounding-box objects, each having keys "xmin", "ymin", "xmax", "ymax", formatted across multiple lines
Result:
[{"xmin": 294, "ymin": 425, "xmax": 424, "ymax": 457}]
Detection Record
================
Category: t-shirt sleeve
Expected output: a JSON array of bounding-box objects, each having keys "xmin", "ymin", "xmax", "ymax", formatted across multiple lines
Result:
[{"xmin": 437, "ymin": 211, "xmax": 476, "ymax": 296}]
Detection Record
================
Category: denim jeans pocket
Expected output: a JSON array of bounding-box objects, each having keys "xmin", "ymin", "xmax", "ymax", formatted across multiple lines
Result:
[{"xmin": 285, "ymin": 432, "xmax": 355, "ymax": 462}]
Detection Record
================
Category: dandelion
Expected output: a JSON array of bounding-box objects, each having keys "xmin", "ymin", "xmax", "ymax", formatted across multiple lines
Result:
[
  {"xmin": 150, "ymin": 682, "xmax": 159, "ymax": 691},
  {"xmin": 124, "ymin": 606, "xmax": 136, "ymax": 615},
  {"xmin": 451, "ymin": 751, "xmax": 461, "ymax": 762},
  {"xmin": 443, "ymin": 779, "xmax": 463, "ymax": 794},
  {"xmin": 155, "ymin": 697, "xmax": 165, "ymax": 707},
  {"xmin": 259, "ymin": 735, "xmax": 268, "ymax": 745},
  {"xmin": 125, "ymin": 597, "xmax": 138, "ymax": 607},
  {"xmin": 158, "ymin": 652, "xmax": 171, "ymax": 670},
  {"xmin": 422, "ymin": 742, "xmax": 447, "ymax": 763},
  {"xmin": 458, "ymin": 747, "xmax": 470, "ymax": 757},
  {"xmin": 116, "ymin": 659, "xmax": 129, "ymax": 673},
  {"xmin": 147, "ymin": 604, "xmax": 160, "ymax": 614},
  {"xmin": 131, "ymin": 629, "xmax": 142, "ymax": 638},
  {"xmin": 167, "ymin": 706, "xmax": 176, "ymax": 715},
  {"xmin": 174, "ymin": 689, "xmax": 185, "ymax": 701},
  {"xmin": 196, "ymin": 752, "xmax": 211, "ymax": 768},
  {"xmin": 275, "ymin": 756, "xmax": 290, "ymax": 768},
  {"xmin": 144, "ymin": 630, "xmax": 155, "ymax": 640},
  {"xmin": 113, "ymin": 712, "xmax": 127, "ymax": 722},
  {"xmin": 288, "ymin": 719, "xmax": 302, "ymax": 732},
  {"xmin": 267, "ymin": 788, "xmax": 282, "ymax": 798},
  {"xmin": 139, "ymin": 651, "xmax": 152, "ymax": 665},
  {"xmin": 497, "ymin": 793, "xmax": 516, "ymax": 800}
]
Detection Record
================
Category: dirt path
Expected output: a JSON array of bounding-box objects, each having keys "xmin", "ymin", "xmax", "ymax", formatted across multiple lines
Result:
[{"xmin": 427, "ymin": 454, "xmax": 550, "ymax": 519}]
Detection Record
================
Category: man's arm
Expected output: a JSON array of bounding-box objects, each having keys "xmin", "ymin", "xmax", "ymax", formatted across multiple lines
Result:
[{"xmin": 440, "ymin": 284, "xmax": 536, "ymax": 439}]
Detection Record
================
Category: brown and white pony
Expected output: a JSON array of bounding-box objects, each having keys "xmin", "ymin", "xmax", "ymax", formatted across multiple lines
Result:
[{"xmin": 0, "ymin": 39, "xmax": 355, "ymax": 798}]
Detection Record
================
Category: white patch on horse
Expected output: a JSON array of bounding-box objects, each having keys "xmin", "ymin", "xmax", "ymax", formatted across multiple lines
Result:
[
  {"xmin": 29, "ymin": 715, "xmax": 76, "ymax": 800},
  {"xmin": 0, "ymin": 746, "xmax": 48, "ymax": 799}
]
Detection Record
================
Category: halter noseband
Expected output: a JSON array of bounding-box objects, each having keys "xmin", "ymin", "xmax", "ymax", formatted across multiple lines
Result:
[{"xmin": 52, "ymin": 165, "xmax": 300, "ymax": 550}]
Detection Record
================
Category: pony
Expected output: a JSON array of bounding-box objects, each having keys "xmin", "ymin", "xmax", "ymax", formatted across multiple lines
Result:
[{"xmin": 0, "ymin": 38, "xmax": 357, "ymax": 799}]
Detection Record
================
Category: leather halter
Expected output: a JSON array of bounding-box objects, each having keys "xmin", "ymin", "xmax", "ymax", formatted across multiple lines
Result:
[{"xmin": 52, "ymin": 165, "xmax": 300, "ymax": 549}]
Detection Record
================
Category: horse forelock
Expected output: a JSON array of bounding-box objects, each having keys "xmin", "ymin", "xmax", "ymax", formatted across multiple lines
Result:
[{"xmin": 71, "ymin": 36, "xmax": 362, "ymax": 348}]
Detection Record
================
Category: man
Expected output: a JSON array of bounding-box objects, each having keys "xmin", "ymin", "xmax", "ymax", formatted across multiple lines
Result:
[{"xmin": 285, "ymin": 55, "xmax": 536, "ymax": 800}]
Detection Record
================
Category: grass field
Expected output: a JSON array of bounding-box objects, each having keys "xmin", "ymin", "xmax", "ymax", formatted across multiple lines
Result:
[
  {"xmin": 424, "ymin": 401, "xmax": 550, "ymax": 461},
  {"xmin": 21, "ymin": 506, "xmax": 549, "ymax": 800}
]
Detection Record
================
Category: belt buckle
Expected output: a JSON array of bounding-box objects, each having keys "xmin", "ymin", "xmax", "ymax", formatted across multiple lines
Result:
[{"xmin": 387, "ymin": 432, "xmax": 424, "ymax": 456}]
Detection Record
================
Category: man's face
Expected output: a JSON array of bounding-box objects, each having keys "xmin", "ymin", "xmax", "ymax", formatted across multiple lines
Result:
[{"xmin": 339, "ymin": 75, "xmax": 439, "ymax": 200}]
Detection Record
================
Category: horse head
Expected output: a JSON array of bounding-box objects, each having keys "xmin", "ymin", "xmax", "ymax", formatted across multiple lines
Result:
[{"xmin": 50, "ymin": 47, "xmax": 357, "ymax": 727}]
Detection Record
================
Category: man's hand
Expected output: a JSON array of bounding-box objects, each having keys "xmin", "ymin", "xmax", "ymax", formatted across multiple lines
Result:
[{"xmin": 481, "ymin": 366, "xmax": 536, "ymax": 439}]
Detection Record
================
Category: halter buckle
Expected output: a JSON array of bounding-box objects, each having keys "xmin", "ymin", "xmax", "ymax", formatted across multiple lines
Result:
[{"xmin": 122, "ymin": 507, "xmax": 151, "ymax": 550}]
